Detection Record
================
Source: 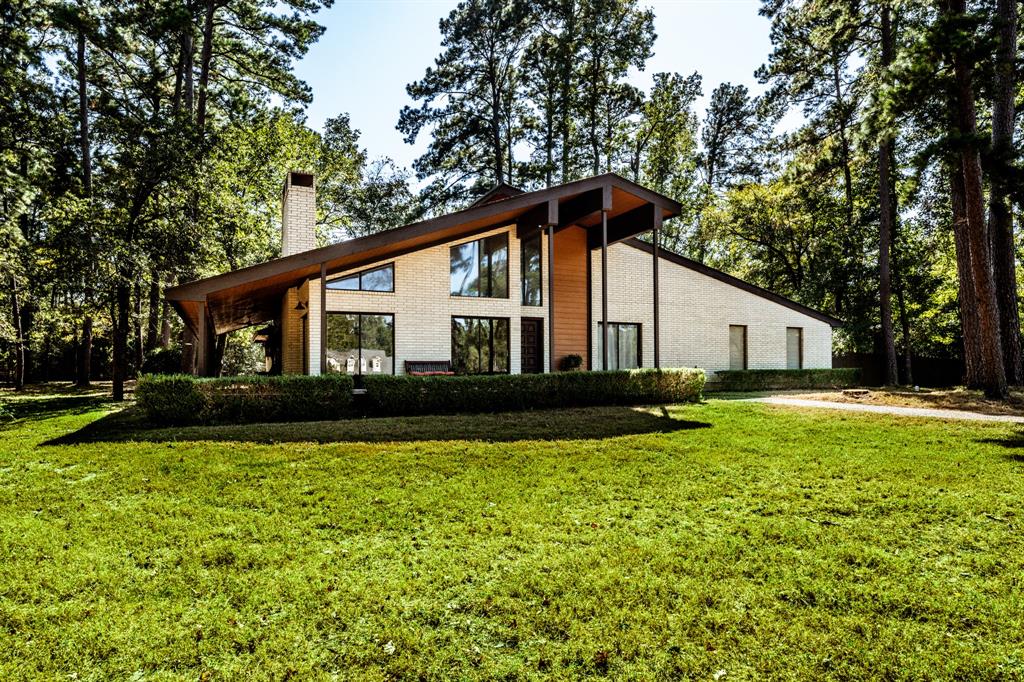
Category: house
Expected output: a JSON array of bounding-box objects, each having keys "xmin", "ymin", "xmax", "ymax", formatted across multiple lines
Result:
[{"xmin": 165, "ymin": 171, "xmax": 840, "ymax": 380}]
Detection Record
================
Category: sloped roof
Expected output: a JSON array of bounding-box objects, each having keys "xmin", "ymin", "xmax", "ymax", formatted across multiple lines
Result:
[{"xmin": 167, "ymin": 173, "xmax": 681, "ymax": 335}]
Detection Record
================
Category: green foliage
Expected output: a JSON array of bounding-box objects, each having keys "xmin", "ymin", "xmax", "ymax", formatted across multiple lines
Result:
[
  {"xmin": 4, "ymin": 390, "xmax": 1024, "ymax": 677},
  {"xmin": 140, "ymin": 347, "xmax": 183, "ymax": 375},
  {"xmin": 136, "ymin": 374, "xmax": 355, "ymax": 425},
  {"xmin": 362, "ymin": 368, "xmax": 704, "ymax": 416},
  {"xmin": 559, "ymin": 353, "xmax": 584, "ymax": 371},
  {"xmin": 713, "ymin": 368, "xmax": 861, "ymax": 391}
]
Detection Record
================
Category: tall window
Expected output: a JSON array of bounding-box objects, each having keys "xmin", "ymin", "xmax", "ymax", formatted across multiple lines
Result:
[
  {"xmin": 521, "ymin": 233, "xmax": 542, "ymax": 306},
  {"xmin": 326, "ymin": 263, "xmax": 394, "ymax": 292},
  {"xmin": 450, "ymin": 234, "xmax": 508, "ymax": 298},
  {"xmin": 326, "ymin": 313, "xmax": 394, "ymax": 375},
  {"xmin": 452, "ymin": 317, "xmax": 510, "ymax": 374},
  {"xmin": 596, "ymin": 322, "xmax": 641, "ymax": 370},
  {"xmin": 729, "ymin": 325, "xmax": 747, "ymax": 370},
  {"xmin": 787, "ymin": 327, "xmax": 803, "ymax": 369}
]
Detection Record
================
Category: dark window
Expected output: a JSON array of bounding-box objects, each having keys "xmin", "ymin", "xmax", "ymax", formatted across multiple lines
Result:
[
  {"xmin": 787, "ymin": 327, "xmax": 803, "ymax": 369},
  {"xmin": 326, "ymin": 264, "xmax": 394, "ymax": 293},
  {"xmin": 596, "ymin": 322, "xmax": 641, "ymax": 370},
  {"xmin": 729, "ymin": 325, "xmax": 747, "ymax": 370},
  {"xmin": 452, "ymin": 317, "xmax": 510, "ymax": 374},
  {"xmin": 326, "ymin": 312, "xmax": 394, "ymax": 375},
  {"xmin": 450, "ymin": 234, "xmax": 509, "ymax": 298},
  {"xmin": 521, "ymin": 233, "xmax": 542, "ymax": 306}
]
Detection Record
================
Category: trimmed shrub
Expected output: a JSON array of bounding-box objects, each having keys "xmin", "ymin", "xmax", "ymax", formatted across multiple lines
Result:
[
  {"xmin": 136, "ymin": 373, "xmax": 354, "ymax": 425},
  {"xmin": 712, "ymin": 368, "xmax": 860, "ymax": 392},
  {"xmin": 136, "ymin": 374, "xmax": 206, "ymax": 425},
  {"xmin": 362, "ymin": 367, "xmax": 705, "ymax": 417}
]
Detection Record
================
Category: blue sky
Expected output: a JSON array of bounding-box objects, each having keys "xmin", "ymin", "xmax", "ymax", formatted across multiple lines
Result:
[{"xmin": 294, "ymin": 0, "xmax": 777, "ymax": 169}]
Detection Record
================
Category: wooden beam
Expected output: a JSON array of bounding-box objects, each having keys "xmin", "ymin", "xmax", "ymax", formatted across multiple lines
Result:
[
  {"xmin": 514, "ymin": 199, "xmax": 558, "ymax": 240},
  {"xmin": 587, "ymin": 203, "xmax": 656, "ymax": 250},
  {"xmin": 319, "ymin": 262, "xmax": 327, "ymax": 376},
  {"xmin": 601, "ymin": 210, "xmax": 609, "ymax": 371},
  {"xmin": 550, "ymin": 188, "xmax": 606, "ymax": 233},
  {"xmin": 652, "ymin": 210, "xmax": 662, "ymax": 369},
  {"xmin": 547, "ymin": 224, "xmax": 555, "ymax": 372},
  {"xmin": 195, "ymin": 303, "xmax": 209, "ymax": 377}
]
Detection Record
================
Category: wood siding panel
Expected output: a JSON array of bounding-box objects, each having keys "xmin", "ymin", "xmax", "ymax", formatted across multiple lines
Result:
[{"xmin": 553, "ymin": 226, "xmax": 589, "ymax": 370}]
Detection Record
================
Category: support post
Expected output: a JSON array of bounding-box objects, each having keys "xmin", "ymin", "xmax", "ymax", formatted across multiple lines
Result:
[
  {"xmin": 320, "ymin": 262, "xmax": 327, "ymax": 374},
  {"xmin": 652, "ymin": 210, "xmax": 661, "ymax": 369},
  {"xmin": 547, "ymin": 224, "xmax": 555, "ymax": 372},
  {"xmin": 196, "ymin": 303, "xmax": 209, "ymax": 377},
  {"xmin": 601, "ymin": 209, "xmax": 609, "ymax": 371}
]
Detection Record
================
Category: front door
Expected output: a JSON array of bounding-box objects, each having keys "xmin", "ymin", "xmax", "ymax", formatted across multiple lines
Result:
[{"xmin": 521, "ymin": 318, "xmax": 543, "ymax": 374}]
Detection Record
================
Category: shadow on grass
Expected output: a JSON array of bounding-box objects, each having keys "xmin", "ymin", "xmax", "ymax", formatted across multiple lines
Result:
[
  {"xmin": 1, "ymin": 394, "xmax": 112, "ymax": 430},
  {"xmin": 46, "ymin": 405, "xmax": 710, "ymax": 446},
  {"xmin": 976, "ymin": 430, "xmax": 1024, "ymax": 462}
]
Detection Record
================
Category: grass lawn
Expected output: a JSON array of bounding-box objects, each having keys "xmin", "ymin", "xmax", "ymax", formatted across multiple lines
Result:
[{"xmin": 1, "ymin": 388, "xmax": 1023, "ymax": 680}]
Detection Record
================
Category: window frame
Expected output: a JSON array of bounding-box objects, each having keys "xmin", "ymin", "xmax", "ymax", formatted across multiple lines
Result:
[
  {"xmin": 325, "ymin": 311, "xmax": 396, "ymax": 376},
  {"xmin": 450, "ymin": 233, "xmax": 510, "ymax": 299},
  {"xmin": 451, "ymin": 315, "xmax": 511, "ymax": 375},
  {"xmin": 729, "ymin": 324, "xmax": 748, "ymax": 371},
  {"xmin": 325, "ymin": 263, "xmax": 395, "ymax": 293},
  {"xmin": 520, "ymin": 232, "xmax": 543, "ymax": 306},
  {"xmin": 596, "ymin": 321, "xmax": 643, "ymax": 370},
  {"xmin": 786, "ymin": 326, "xmax": 803, "ymax": 370}
]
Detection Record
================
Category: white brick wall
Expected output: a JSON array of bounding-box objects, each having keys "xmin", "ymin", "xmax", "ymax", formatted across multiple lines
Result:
[
  {"xmin": 590, "ymin": 242, "xmax": 833, "ymax": 379},
  {"xmin": 281, "ymin": 173, "xmax": 317, "ymax": 257},
  {"xmin": 306, "ymin": 225, "xmax": 550, "ymax": 375},
  {"xmin": 293, "ymin": 227, "xmax": 832, "ymax": 378}
]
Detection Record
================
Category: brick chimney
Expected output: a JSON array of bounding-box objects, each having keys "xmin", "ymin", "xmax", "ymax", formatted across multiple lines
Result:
[{"xmin": 281, "ymin": 170, "xmax": 316, "ymax": 256}]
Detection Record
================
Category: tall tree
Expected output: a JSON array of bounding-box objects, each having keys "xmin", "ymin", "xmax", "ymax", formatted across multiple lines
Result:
[
  {"xmin": 943, "ymin": 0, "xmax": 1007, "ymax": 398},
  {"xmin": 986, "ymin": 0, "xmax": 1021, "ymax": 384},
  {"xmin": 877, "ymin": 2, "xmax": 899, "ymax": 385},
  {"xmin": 399, "ymin": 0, "xmax": 534, "ymax": 205}
]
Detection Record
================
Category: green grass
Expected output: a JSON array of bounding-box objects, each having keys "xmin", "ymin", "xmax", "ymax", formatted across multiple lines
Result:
[{"xmin": 1, "ymin": 388, "xmax": 1023, "ymax": 680}]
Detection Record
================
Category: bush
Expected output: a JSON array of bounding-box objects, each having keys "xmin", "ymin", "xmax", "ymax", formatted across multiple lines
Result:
[
  {"xmin": 141, "ymin": 347, "xmax": 183, "ymax": 375},
  {"xmin": 362, "ymin": 368, "xmax": 705, "ymax": 417},
  {"xmin": 136, "ymin": 373, "xmax": 355, "ymax": 425},
  {"xmin": 559, "ymin": 354, "xmax": 583, "ymax": 372},
  {"xmin": 712, "ymin": 368, "xmax": 860, "ymax": 392},
  {"xmin": 136, "ymin": 375, "xmax": 206, "ymax": 424}
]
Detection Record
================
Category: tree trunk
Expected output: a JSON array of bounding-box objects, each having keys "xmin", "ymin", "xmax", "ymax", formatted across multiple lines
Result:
[
  {"xmin": 146, "ymin": 273, "xmax": 160, "ymax": 352},
  {"xmin": 950, "ymin": 163, "xmax": 983, "ymax": 386},
  {"xmin": 77, "ymin": 27, "xmax": 91, "ymax": 196},
  {"xmin": 195, "ymin": 0, "xmax": 216, "ymax": 133},
  {"xmin": 76, "ymin": 315, "xmax": 93, "ymax": 387},
  {"xmin": 112, "ymin": 282, "xmax": 130, "ymax": 401},
  {"xmin": 133, "ymin": 282, "xmax": 144, "ymax": 374},
  {"xmin": 877, "ymin": 4, "xmax": 899, "ymax": 385},
  {"xmin": 987, "ymin": 0, "xmax": 1020, "ymax": 384},
  {"xmin": 10, "ymin": 275, "xmax": 25, "ymax": 390},
  {"xmin": 160, "ymin": 300, "xmax": 171, "ymax": 348},
  {"xmin": 948, "ymin": 0, "xmax": 1007, "ymax": 398}
]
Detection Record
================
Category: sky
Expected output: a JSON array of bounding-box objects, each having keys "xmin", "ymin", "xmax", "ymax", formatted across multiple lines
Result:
[{"xmin": 293, "ymin": 0, "xmax": 779, "ymax": 170}]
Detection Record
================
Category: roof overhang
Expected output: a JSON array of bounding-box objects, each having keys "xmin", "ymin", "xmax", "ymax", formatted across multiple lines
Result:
[{"xmin": 166, "ymin": 173, "xmax": 681, "ymax": 335}]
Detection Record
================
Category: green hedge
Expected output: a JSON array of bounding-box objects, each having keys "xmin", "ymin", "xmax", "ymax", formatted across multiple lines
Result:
[
  {"xmin": 712, "ymin": 368, "xmax": 860, "ymax": 392},
  {"xmin": 136, "ymin": 374, "xmax": 355, "ymax": 425},
  {"xmin": 362, "ymin": 368, "xmax": 705, "ymax": 417},
  {"xmin": 138, "ymin": 369, "xmax": 704, "ymax": 425}
]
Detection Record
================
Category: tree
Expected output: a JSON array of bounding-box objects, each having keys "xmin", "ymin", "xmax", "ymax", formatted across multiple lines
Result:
[
  {"xmin": 399, "ymin": 0, "xmax": 534, "ymax": 204},
  {"xmin": 942, "ymin": 0, "xmax": 1007, "ymax": 398}
]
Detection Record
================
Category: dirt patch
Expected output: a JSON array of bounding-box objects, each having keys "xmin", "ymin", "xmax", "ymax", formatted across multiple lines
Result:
[{"xmin": 793, "ymin": 387, "xmax": 1024, "ymax": 417}]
